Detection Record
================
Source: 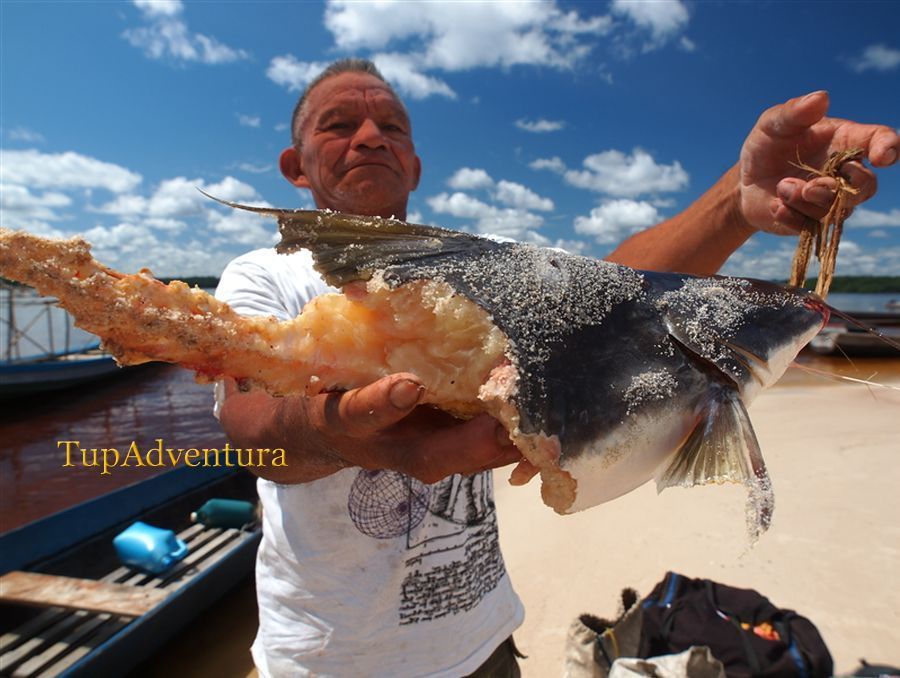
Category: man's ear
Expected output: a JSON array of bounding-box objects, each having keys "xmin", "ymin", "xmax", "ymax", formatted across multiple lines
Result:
[
  {"xmin": 280, "ymin": 147, "xmax": 310, "ymax": 188},
  {"xmin": 410, "ymin": 154, "xmax": 422, "ymax": 192}
]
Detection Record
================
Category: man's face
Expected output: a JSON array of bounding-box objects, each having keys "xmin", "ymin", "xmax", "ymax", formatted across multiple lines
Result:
[{"xmin": 285, "ymin": 72, "xmax": 421, "ymax": 219}]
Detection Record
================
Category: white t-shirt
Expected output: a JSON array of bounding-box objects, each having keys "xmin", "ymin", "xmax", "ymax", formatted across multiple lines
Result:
[{"xmin": 215, "ymin": 248, "xmax": 524, "ymax": 678}]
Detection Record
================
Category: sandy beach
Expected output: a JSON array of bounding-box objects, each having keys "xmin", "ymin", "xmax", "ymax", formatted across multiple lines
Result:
[
  {"xmin": 497, "ymin": 377, "xmax": 900, "ymax": 675},
  {"xmin": 136, "ymin": 371, "xmax": 900, "ymax": 677}
]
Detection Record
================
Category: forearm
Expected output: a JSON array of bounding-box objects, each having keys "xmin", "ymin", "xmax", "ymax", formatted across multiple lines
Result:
[
  {"xmin": 218, "ymin": 382, "xmax": 346, "ymax": 484},
  {"xmin": 606, "ymin": 164, "xmax": 756, "ymax": 275}
]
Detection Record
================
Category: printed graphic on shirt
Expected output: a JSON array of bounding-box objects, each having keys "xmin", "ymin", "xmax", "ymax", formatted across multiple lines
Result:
[
  {"xmin": 346, "ymin": 470, "xmax": 506, "ymax": 625},
  {"xmin": 348, "ymin": 469, "xmax": 431, "ymax": 539}
]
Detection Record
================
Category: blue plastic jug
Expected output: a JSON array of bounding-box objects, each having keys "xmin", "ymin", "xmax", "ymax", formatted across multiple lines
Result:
[{"xmin": 113, "ymin": 521, "xmax": 189, "ymax": 574}]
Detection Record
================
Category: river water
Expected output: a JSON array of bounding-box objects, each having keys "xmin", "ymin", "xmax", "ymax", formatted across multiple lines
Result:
[{"xmin": 1, "ymin": 291, "xmax": 897, "ymax": 532}]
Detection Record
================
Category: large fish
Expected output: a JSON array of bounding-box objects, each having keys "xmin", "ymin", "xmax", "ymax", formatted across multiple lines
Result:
[{"xmin": 0, "ymin": 206, "xmax": 829, "ymax": 539}]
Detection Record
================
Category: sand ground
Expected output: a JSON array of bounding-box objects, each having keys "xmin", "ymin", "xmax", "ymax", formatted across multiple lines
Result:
[
  {"xmin": 137, "ymin": 378, "xmax": 899, "ymax": 677},
  {"xmin": 496, "ymin": 379, "xmax": 900, "ymax": 676}
]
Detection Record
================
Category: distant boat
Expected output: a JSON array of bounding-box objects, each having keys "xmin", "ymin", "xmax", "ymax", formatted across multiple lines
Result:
[
  {"xmin": 887, "ymin": 299, "xmax": 900, "ymax": 311},
  {"xmin": 0, "ymin": 343, "xmax": 122, "ymax": 397},
  {"xmin": 809, "ymin": 310, "xmax": 900, "ymax": 357},
  {"xmin": 1, "ymin": 283, "xmax": 127, "ymax": 397}
]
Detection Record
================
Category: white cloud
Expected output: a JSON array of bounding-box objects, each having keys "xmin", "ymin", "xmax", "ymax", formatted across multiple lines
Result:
[
  {"xmin": 206, "ymin": 205, "xmax": 279, "ymax": 247},
  {"xmin": 515, "ymin": 118, "xmax": 565, "ymax": 133},
  {"xmin": 447, "ymin": 167, "xmax": 494, "ymax": 191},
  {"xmin": 846, "ymin": 207, "xmax": 900, "ymax": 228},
  {"xmin": 611, "ymin": 0, "xmax": 689, "ymax": 46},
  {"xmin": 267, "ymin": 1, "xmax": 689, "ymax": 103},
  {"xmin": 83, "ymin": 222, "xmax": 163, "ymax": 256},
  {"xmin": 427, "ymin": 191, "xmax": 546, "ymax": 242},
  {"xmin": 324, "ymin": 0, "xmax": 610, "ymax": 72},
  {"xmin": 78, "ymin": 221, "xmax": 241, "ymax": 277},
  {"xmin": 529, "ymin": 156, "xmax": 566, "ymax": 174},
  {"xmin": 237, "ymin": 114, "xmax": 261, "ymax": 128},
  {"xmin": 562, "ymin": 148, "xmax": 689, "ymax": 197},
  {"xmin": 442, "ymin": 168, "xmax": 553, "ymax": 212},
  {"xmin": 123, "ymin": 0, "xmax": 249, "ymax": 65},
  {"xmin": 6, "ymin": 127, "xmax": 45, "ymax": 144},
  {"xmin": 97, "ymin": 175, "xmax": 259, "ymax": 219},
  {"xmin": 266, "ymin": 56, "xmax": 329, "ymax": 93},
  {"xmin": 133, "ymin": 0, "xmax": 182, "ymax": 18},
  {"xmin": 573, "ymin": 199, "xmax": 661, "ymax": 245},
  {"xmin": 721, "ymin": 240, "xmax": 900, "ymax": 278},
  {"xmin": 848, "ymin": 44, "xmax": 900, "ymax": 73},
  {"xmin": 371, "ymin": 53, "xmax": 456, "ymax": 100},
  {"xmin": 265, "ymin": 53, "xmax": 455, "ymax": 101},
  {"xmin": 0, "ymin": 145, "xmax": 276, "ymax": 276},
  {"xmin": 237, "ymin": 162, "xmax": 273, "ymax": 174},
  {"xmin": 0, "ymin": 149, "xmax": 142, "ymax": 193},
  {"xmin": 428, "ymin": 191, "xmax": 493, "ymax": 220},
  {"xmin": 495, "ymin": 180, "xmax": 554, "ymax": 211},
  {"xmin": 0, "ymin": 185, "xmax": 71, "ymax": 221}
]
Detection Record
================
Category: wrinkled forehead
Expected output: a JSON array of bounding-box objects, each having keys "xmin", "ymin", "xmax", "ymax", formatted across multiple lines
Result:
[{"xmin": 298, "ymin": 73, "xmax": 409, "ymax": 135}]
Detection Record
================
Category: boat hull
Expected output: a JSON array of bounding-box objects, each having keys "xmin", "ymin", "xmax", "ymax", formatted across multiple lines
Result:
[{"xmin": 0, "ymin": 466, "xmax": 261, "ymax": 677}]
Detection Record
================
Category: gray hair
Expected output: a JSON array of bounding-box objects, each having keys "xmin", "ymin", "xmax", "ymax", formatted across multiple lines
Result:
[{"xmin": 289, "ymin": 58, "xmax": 401, "ymax": 149}]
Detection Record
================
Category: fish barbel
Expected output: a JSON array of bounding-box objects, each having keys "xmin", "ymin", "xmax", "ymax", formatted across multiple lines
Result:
[{"xmin": 0, "ymin": 205, "xmax": 829, "ymax": 539}]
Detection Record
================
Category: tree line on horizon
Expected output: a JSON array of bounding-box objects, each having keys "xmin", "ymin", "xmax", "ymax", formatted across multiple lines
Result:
[
  {"xmin": 4, "ymin": 275, "xmax": 900, "ymax": 294},
  {"xmin": 793, "ymin": 276, "xmax": 900, "ymax": 293},
  {"xmin": 170, "ymin": 275, "xmax": 900, "ymax": 294}
]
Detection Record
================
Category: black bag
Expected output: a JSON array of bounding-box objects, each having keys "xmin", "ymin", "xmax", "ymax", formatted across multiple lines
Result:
[{"xmin": 639, "ymin": 572, "xmax": 833, "ymax": 677}]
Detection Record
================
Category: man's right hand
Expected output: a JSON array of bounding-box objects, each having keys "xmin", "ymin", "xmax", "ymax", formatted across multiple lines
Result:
[{"xmin": 218, "ymin": 373, "xmax": 522, "ymax": 485}]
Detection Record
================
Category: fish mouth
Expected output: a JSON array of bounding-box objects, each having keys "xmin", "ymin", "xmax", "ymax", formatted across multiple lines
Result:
[{"xmin": 803, "ymin": 294, "xmax": 831, "ymax": 328}]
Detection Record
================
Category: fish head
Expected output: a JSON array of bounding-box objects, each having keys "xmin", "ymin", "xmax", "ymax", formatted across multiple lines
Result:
[{"xmin": 658, "ymin": 276, "xmax": 829, "ymax": 401}]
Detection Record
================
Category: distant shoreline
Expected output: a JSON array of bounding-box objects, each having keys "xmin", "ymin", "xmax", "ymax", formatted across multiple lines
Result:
[
  {"xmin": 5, "ymin": 274, "xmax": 900, "ymax": 293},
  {"xmin": 791, "ymin": 275, "xmax": 900, "ymax": 294}
]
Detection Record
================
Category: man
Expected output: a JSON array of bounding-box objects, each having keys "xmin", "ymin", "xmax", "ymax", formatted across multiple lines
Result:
[{"xmin": 215, "ymin": 59, "xmax": 898, "ymax": 676}]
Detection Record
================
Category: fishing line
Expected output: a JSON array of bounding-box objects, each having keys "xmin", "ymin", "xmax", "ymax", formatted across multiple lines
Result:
[{"xmin": 788, "ymin": 362, "xmax": 900, "ymax": 391}]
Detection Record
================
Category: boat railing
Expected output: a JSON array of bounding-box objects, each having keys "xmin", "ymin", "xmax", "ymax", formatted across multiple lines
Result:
[{"xmin": 1, "ymin": 282, "xmax": 96, "ymax": 363}]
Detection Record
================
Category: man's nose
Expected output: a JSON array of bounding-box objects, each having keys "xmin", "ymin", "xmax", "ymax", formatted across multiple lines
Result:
[{"xmin": 352, "ymin": 118, "xmax": 387, "ymax": 150}]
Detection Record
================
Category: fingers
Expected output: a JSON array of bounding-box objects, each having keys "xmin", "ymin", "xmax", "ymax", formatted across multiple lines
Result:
[
  {"xmin": 773, "ymin": 159, "xmax": 879, "ymax": 230},
  {"xmin": 508, "ymin": 458, "xmax": 540, "ymax": 486},
  {"xmin": 757, "ymin": 90, "xmax": 830, "ymax": 140},
  {"xmin": 867, "ymin": 126, "xmax": 900, "ymax": 167},
  {"xmin": 402, "ymin": 414, "xmax": 520, "ymax": 484},
  {"xmin": 317, "ymin": 373, "xmax": 424, "ymax": 436}
]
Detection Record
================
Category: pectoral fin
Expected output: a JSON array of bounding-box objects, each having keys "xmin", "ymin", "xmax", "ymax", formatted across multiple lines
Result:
[{"xmin": 656, "ymin": 385, "xmax": 773, "ymax": 542}]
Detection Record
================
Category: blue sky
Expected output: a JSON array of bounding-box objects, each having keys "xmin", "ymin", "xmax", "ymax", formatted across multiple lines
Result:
[{"xmin": 1, "ymin": 0, "xmax": 898, "ymax": 279}]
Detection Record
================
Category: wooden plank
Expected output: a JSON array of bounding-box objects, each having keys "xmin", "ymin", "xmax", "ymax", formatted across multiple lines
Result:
[{"xmin": 0, "ymin": 572, "xmax": 167, "ymax": 617}]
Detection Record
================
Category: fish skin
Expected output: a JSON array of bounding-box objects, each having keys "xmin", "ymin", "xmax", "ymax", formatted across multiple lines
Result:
[{"xmin": 208, "ymin": 197, "xmax": 828, "ymax": 538}]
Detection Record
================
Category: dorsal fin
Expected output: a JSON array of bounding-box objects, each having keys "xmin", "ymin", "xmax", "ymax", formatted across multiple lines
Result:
[{"xmin": 202, "ymin": 191, "xmax": 499, "ymax": 287}]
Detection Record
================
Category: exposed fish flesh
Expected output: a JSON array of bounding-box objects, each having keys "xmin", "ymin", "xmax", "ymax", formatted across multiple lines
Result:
[{"xmin": 0, "ymin": 209, "xmax": 828, "ymax": 539}]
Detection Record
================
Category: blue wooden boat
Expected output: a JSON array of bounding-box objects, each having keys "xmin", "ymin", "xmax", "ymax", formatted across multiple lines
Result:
[
  {"xmin": 0, "ymin": 466, "xmax": 261, "ymax": 677},
  {"xmin": 0, "ymin": 344, "xmax": 122, "ymax": 398},
  {"xmin": 2, "ymin": 284, "xmax": 128, "ymax": 398}
]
